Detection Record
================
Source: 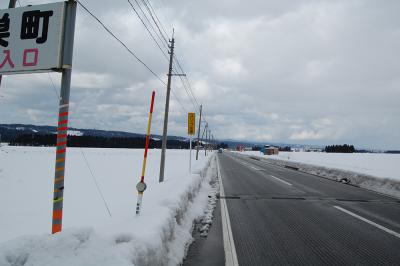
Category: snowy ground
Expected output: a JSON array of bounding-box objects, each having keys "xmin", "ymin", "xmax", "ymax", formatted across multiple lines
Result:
[
  {"xmin": 241, "ymin": 151, "xmax": 400, "ymax": 198},
  {"xmin": 275, "ymin": 151, "xmax": 400, "ymax": 181},
  {"xmin": 0, "ymin": 146, "xmax": 217, "ymax": 266}
]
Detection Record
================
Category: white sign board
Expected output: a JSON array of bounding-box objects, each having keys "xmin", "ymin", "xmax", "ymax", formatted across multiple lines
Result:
[{"xmin": 0, "ymin": 2, "xmax": 66, "ymax": 74}]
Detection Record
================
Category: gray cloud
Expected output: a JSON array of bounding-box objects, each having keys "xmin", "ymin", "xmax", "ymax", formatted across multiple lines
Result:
[{"xmin": 1, "ymin": 0, "xmax": 399, "ymax": 149}]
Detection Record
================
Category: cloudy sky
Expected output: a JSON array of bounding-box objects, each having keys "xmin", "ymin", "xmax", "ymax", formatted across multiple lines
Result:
[{"xmin": 1, "ymin": 0, "xmax": 400, "ymax": 149}]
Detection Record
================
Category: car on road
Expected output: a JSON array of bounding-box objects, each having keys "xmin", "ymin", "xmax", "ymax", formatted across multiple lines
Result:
[{"xmin": 218, "ymin": 148, "xmax": 223, "ymax": 153}]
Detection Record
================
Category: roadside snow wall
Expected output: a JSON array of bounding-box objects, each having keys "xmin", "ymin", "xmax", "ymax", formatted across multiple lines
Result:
[{"xmin": 259, "ymin": 157, "xmax": 400, "ymax": 199}]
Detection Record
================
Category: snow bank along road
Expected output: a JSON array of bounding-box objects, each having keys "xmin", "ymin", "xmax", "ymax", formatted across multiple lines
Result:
[
  {"xmin": 212, "ymin": 151, "xmax": 400, "ymax": 265},
  {"xmin": 0, "ymin": 146, "xmax": 217, "ymax": 265}
]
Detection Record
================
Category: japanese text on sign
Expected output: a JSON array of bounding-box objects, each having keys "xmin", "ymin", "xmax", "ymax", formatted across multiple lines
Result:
[
  {"xmin": 0, "ymin": 2, "xmax": 66, "ymax": 75},
  {"xmin": 188, "ymin": 112, "xmax": 195, "ymax": 135}
]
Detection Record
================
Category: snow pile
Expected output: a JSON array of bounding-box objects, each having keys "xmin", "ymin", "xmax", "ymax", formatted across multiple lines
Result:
[
  {"xmin": 67, "ymin": 130, "xmax": 83, "ymax": 136},
  {"xmin": 0, "ymin": 146, "xmax": 217, "ymax": 266},
  {"xmin": 271, "ymin": 151, "xmax": 400, "ymax": 181},
  {"xmin": 240, "ymin": 151, "xmax": 400, "ymax": 198},
  {"xmin": 194, "ymin": 159, "xmax": 219, "ymax": 238}
]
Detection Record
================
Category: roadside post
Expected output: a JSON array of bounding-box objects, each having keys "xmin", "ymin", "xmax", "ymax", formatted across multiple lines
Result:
[
  {"xmin": 0, "ymin": 1, "xmax": 77, "ymax": 234},
  {"xmin": 136, "ymin": 91, "xmax": 156, "ymax": 216},
  {"xmin": 188, "ymin": 112, "xmax": 195, "ymax": 173}
]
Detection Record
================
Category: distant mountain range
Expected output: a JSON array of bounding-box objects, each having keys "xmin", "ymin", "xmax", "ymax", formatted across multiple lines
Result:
[
  {"xmin": 0, "ymin": 124, "xmax": 318, "ymax": 149},
  {"xmin": 2, "ymin": 124, "xmax": 387, "ymax": 152}
]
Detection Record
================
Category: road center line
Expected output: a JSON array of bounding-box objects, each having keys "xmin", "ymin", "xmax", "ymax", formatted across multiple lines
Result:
[
  {"xmin": 269, "ymin": 175, "xmax": 292, "ymax": 186},
  {"xmin": 217, "ymin": 156, "xmax": 239, "ymax": 266},
  {"xmin": 334, "ymin": 205, "xmax": 400, "ymax": 239}
]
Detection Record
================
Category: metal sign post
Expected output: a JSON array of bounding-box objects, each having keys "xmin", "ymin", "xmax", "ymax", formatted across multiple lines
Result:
[
  {"xmin": 52, "ymin": 0, "xmax": 77, "ymax": 234},
  {"xmin": 188, "ymin": 112, "xmax": 195, "ymax": 173},
  {"xmin": 136, "ymin": 91, "xmax": 156, "ymax": 216}
]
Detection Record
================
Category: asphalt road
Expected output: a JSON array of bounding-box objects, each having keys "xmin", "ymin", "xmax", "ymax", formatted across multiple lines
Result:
[{"xmin": 186, "ymin": 151, "xmax": 400, "ymax": 265}]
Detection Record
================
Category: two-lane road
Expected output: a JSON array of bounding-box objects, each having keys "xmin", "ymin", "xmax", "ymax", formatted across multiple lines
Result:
[{"xmin": 187, "ymin": 151, "xmax": 400, "ymax": 265}]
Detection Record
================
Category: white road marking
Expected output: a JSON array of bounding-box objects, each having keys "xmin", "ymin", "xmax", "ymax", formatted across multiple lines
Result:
[
  {"xmin": 334, "ymin": 206, "xmax": 400, "ymax": 239},
  {"xmin": 217, "ymin": 156, "xmax": 239, "ymax": 266},
  {"xmin": 250, "ymin": 166, "xmax": 261, "ymax": 171},
  {"xmin": 269, "ymin": 175, "xmax": 292, "ymax": 186}
]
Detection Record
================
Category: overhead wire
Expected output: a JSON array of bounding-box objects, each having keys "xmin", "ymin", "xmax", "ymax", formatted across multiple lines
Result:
[
  {"xmin": 132, "ymin": 0, "xmax": 169, "ymax": 50},
  {"xmin": 77, "ymin": 0, "xmax": 166, "ymax": 86},
  {"xmin": 127, "ymin": 0, "xmax": 169, "ymax": 61},
  {"xmin": 133, "ymin": 0, "xmax": 202, "ymax": 115},
  {"xmin": 140, "ymin": 0, "xmax": 169, "ymax": 45}
]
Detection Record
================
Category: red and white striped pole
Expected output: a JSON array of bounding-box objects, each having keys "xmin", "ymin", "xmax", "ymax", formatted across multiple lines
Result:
[{"xmin": 136, "ymin": 91, "xmax": 155, "ymax": 215}]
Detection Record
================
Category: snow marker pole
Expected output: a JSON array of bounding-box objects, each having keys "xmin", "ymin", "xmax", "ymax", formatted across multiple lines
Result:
[{"xmin": 136, "ymin": 91, "xmax": 155, "ymax": 215}]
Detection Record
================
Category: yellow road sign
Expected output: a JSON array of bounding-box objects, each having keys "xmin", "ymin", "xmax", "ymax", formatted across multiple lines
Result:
[{"xmin": 188, "ymin": 112, "xmax": 195, "ymax": 135}]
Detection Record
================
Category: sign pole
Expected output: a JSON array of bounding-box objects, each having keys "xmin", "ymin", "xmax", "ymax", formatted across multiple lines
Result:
[
  {"xmin": 187, "ymin": 112, "xmax": 195, "ymax": 173},
  {"xmin": 136, "ymin": 91, "xmax": 156, "ymax": 216},
  {"xmin": 51, "ymin": 0, "xmax": 77, "ymax": 234},
  {"xmin": 189, "ymin": 135, "xmax": 192, "ymax": 173}
]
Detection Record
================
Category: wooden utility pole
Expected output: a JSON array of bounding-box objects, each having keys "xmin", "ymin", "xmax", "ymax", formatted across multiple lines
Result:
[
  {"xmin": 159, "ymin": 34, "xmax": 175, "ymax": 183},
  {"xmin": 195, "ymin": 105, "xmax": 202, "ymax": 160},
  {"xmin": 159, "ymin": 31, "xmax": 185, "ymax": 182}
]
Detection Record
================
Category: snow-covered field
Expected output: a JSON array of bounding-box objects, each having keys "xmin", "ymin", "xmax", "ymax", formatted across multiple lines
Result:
[
  {"xmin": 269, "ymin": 151, "xmax": 399, "ymax": 181},
  {"xmin": 0, "ymin": 146, "xmax": 217, "ymax": 265},
  {"xmin": 241, "ymin": 151, "xmax": 400, "ymax": 198}
]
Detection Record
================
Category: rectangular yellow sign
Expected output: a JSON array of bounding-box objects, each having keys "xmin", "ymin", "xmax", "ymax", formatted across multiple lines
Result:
[{"xmin": 188, "ymin": 112, "xmax": 195, "ymax": 135}]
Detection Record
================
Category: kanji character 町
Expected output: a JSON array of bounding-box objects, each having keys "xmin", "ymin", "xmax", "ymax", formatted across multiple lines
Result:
[{"xmin": 20, "ymin": 10, "xmax": 53, "ymax": 44}]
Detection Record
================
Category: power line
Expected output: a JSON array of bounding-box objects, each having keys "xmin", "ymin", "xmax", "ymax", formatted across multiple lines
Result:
[
  {"xmin": 145, "ymin": 0, "xmax": 170, "ymax": 39},
  {"xmin": 80, "ymin": 148, "xmax": 112, "ymax": 217},
  {"xmin": 133, "ymin": 0, "xmax": 205, "ymax": 120},
  {"xmin": 132, "ymin": 0, "xmax": 169, "ymax": 50},
  {"xmin": 127, "ymin": 0, "xmax": 169, "ymax": 61},
  {"xmin": 77, "ymin": 0, "xmax": 166, "ymax": 85},
  {"xmin": 141, "ymin": 0, "xmax": 169, "ymax": 45}
]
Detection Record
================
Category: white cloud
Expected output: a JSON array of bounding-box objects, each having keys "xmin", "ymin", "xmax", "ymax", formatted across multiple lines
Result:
[
  {"xmin": 1, "ymin": 0, "xmax": 400, "ymax": 149},
  {"xmin": 289, "ymin": 130, "xmax": 325, "ymax": 140}
]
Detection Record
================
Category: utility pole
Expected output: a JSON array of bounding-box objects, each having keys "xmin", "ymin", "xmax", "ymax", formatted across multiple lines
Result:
[
  {"xmin": 208, "ymin": 130, "xmax": 211, "ymax": 152},
  {"xmin": 195, "ymin": 105, "xmax": 202, "ymax": 160},
  {"xmin": 159, "ymin": 33, "xmax": 175, "ymax": 183},
  {"xmin": 0, "ymin": 0, "xmax": 17, "ymax": 88},
  {"xmin": 159, "ymin": 31, "xmax": 185, "ymax": 182}
]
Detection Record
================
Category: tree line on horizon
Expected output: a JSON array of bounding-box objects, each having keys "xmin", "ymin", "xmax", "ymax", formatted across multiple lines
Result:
[
  {"xmin": 7, "ymin": 133, "xmax": 228, "ymax": 150},
  {"xmin": 324, "ymin": 144, "xmax": 355, "ymax": 153}
]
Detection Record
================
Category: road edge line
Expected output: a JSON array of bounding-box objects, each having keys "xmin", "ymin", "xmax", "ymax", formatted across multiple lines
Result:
[
  {"xmin": 217, "ymin": 155, "xmax": 239, "ymax": 266},
  {"xmin": 333, "ymin": 205, "xmax": 400, "ymax": 239},
  {"xmin": 269, "ymin": 175, "xmax": 292, "ymax": 186}
]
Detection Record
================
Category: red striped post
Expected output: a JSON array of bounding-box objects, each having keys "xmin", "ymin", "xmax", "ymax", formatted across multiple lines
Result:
[
  {"xmin": 52, "ymin": 106, "xmax": 69, "ymax": 234},
  {"xmin": 136, "ymin": 91, "xmax": 155, "ymax": 215}
]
